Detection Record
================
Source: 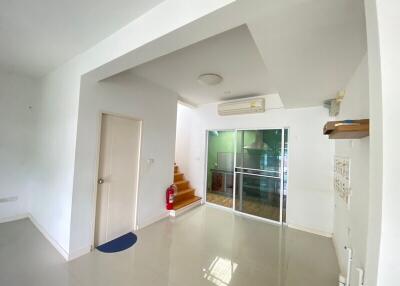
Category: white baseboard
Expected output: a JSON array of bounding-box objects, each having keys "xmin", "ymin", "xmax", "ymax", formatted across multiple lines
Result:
[
  {"xmin": 0, "ymin": 213, "xmax": 29, "ymax": 223},
  {"xmin": 68, "ymin": 245, "xmax": 91, "ymax": 261},
  {"xmin": 70, "ymin": 211, "xmax": 171, "ymax": 260},
  {"xmin": 69, "ymin": 211, "xmax": 171, "ymax": 260},
  {"xmin": 288, "ymin": 223, "xmax": 333, "ymax": 238},
  {"xmin": 4, "ymin": 212, "xmax": 173, "ymax": 261},
  {"xmin": 28, "ymin": 214, "xmax": 69, "ymax": 261},
  {"xmin": 169, "ymin": 200, "xmax": 202, "ymax": 217},
  {"xmin": 137, "ymin": 211, "xmax": 169, "ymax": 230}
]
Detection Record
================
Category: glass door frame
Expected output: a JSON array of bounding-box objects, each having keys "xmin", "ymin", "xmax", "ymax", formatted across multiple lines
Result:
[{"xmin": 204, "ymin": 127, "xmax": 289, "ymax": 225}]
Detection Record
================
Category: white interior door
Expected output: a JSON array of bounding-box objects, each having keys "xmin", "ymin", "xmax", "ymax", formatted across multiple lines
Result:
[{"xmin": 95, "ymin": 114, "xmax": 141, "ymax": 246}]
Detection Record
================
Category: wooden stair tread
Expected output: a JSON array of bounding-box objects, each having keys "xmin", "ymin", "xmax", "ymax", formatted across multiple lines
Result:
[
  {"xmin": 173, "ymin": 173, "xmax": 184, "ymax": 183},
  {"xmin": 172, "ymin": 164, "xmax": 201, "ymax": 212},
  {"xmin": 173, "ymin": 196, "xmax": 201, "ymax": 210},
  {"xmin": 176, "ymin": 188, "xmax": 194, "ymax": 196}
]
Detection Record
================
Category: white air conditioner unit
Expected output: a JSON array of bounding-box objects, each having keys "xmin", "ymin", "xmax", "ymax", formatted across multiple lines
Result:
[{"xmin": 218, "ymin": 98, "xmax": 265, "ymax": 116}]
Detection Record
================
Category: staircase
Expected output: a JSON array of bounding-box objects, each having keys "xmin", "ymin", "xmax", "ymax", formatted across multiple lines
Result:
[{"xmin": 171, "ymin": 164, "xmax": 201, "ymax": 216}]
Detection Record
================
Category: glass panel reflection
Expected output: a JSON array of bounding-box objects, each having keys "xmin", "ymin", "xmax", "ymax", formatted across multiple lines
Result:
[
  {"xmin": 206, "ymin": 128, "xmax": 289, "ymax": 222},
  {"xmin": 235, "ymin": 173, "xmax": 281, "ymax": 221},
  {"xmin": 235, "ymin": 129, "xmax": 283, "ymax": 221},
  {"xmin": 236, "ymin": 129, "xmax": 282, "ymax": 172},
  {"xmin": 206, "ymin": 130, "xmax": 235, "ymax": 208},
  {"xmin": 283, "ymin": 128, "xmax": 289, "ymax": 223}
]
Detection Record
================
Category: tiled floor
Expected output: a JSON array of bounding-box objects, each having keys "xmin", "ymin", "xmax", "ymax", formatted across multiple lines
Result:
[{"xmin": 0, "ymin": 205, "xmax": 339, "ymax": 286}]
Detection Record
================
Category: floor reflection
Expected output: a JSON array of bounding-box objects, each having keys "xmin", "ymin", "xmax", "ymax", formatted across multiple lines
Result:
[
  {"xmin": 0, "ymin": 205, "xmax": 339, "ymax": 286},
  {"xmin": 203, "ymin": 257, "xmax": 238, "ymax": 286}
]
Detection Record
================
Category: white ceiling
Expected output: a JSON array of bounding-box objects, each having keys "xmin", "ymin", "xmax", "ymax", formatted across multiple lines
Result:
[
  {"xmin": 1, "ymin": 0, "xmax": 366, "ymax": 108},
  {"xmin": 130, "ymin": 25, "xmax": 271, "ymax": 105},
  {"xmin": 127, "ymin": 0, "xmax": 366, "ymax": 108},
  {"xmin": 0, "ymin": 0, "xmax": 165, "ymax": 77},
  {"xmin": 245, "ymin": 0, "xmax": 367, "ymax": 108}
]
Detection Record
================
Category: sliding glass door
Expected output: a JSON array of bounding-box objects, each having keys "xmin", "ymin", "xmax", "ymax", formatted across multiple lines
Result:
[
  {"xmin": 205, "ymin": 128, "xmax": 288, "ymax": 223},
  {"xmin": 235, "ymin": 129, "xmax": 284, "ymax": 222}
]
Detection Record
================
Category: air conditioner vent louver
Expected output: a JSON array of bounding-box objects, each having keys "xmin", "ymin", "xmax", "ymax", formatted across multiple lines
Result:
[{"xmin": 217, "ymin": 98, "xmax": 265, "ymax": 116}]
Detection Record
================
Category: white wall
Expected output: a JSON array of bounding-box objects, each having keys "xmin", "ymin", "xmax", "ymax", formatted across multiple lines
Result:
[
  {"xmin": 0, "ymin": 70, "xmax": 39, "ymax": 221},
  {"xmin": 363, "ymin": 1, "xmax": 383, "ymax": 285},
  {"xmin": 29, "ymin": 0, "xmax": 233, "ymax": 256},
  {"xmin": 366, "ymin": 1, "xmax": 400, "ymax": 285},
  {"xmin": 29, "ymin": 66, "xmax": 81, "ymax": 254},
  {"xmin": 175, "ymin": 102, "xmax": 198, "ymax": 176},
  {"xmin": 332, "ymin": 55, "xmax": 369, "ymax": 283},
  {"xmin": 175, "ymin": 95, "xmax": 335, "ymax": 235},
  {"xmin": 68, "ymin": 72, "xmax": 178, "ymax": 256}
]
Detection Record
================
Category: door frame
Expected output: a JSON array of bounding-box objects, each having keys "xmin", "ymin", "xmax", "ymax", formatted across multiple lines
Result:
[
  {"xmin": 203, "ymin": 127, "xmax": 290, "ymax": 226},
  {"xmin": 90, "ymin": 111, "xmax": 143, "ymax": 250}
]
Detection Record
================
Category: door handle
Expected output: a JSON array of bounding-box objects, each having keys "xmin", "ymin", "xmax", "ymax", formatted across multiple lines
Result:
[{"xmin": 97, "ymin": 178, "xmax": 105, "ymax": 184}]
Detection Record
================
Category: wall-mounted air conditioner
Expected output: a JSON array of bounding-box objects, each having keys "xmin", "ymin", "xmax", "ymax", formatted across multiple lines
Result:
[{"xmin": 217, "ymin": 98, "xmax": 265, "ymax": 116}]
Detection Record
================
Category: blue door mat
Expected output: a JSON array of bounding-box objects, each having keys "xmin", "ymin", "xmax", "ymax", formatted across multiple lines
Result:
[{"xmin": 96, "ymin": 232, "xmax": 137, "ymax": 253}]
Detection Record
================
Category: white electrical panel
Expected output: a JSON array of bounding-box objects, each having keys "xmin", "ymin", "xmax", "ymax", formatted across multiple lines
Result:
[{"xmin": 334, "ymin": 156, "xmax": 351, "ymax": 204}]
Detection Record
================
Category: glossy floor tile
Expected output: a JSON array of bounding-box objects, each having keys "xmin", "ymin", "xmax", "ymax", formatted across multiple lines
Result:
[{"xmin": 0, "ymin": 206, "xmax": 339, "ymax": 286}]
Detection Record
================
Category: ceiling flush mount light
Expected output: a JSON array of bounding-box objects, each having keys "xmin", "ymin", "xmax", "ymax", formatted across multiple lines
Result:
[{"xmin": 197, "ymin": 73, "xmax": 223, "ymax": 86}]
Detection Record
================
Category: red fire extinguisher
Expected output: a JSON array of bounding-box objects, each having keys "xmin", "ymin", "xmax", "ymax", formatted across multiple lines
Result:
[{"xmin": 166, "ymin": 184, "xmax": 177, "ymax": 210}]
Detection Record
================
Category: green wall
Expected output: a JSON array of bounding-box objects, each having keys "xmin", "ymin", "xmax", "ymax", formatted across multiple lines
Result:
[
  {"xmin": 206, "ymin": 129, "xmax": 283, "ymax": 190},
  {"xmin": 206, "ymin": 130, "xmax": 235, "ymax": 190}
]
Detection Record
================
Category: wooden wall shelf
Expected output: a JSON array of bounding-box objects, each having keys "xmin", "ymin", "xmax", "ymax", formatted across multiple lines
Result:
[{"xmin": 323, "ymin": 119, "xmax": 369, "ymax": 139}]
